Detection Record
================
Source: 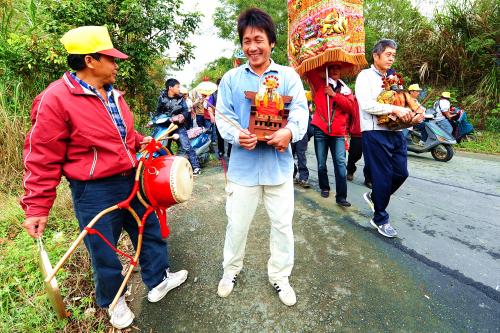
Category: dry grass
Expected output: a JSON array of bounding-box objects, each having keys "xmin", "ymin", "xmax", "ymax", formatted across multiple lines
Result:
[
  {"xmin": 0, "ymin": 80, "xmax": 30, "ymax": 194},
  {"xmin": 0, "ymin": 182, "xmax": 141, "ymax": 332}
]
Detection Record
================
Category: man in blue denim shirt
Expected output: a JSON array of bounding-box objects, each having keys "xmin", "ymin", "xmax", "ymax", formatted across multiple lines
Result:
[{"xmin": 215, "ymin": 8, "xmax": 308, "ymax": 306}]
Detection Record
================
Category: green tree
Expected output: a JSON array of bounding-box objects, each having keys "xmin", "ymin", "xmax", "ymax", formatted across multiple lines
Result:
[
  {"xmin": 0, "ymin": 0, "xmax": 201, "ymax": 113},
  {"xmin": 192, "ymin": 57, "xmax": 234, "ymax": 87},
  {"xmin": 0, "ymin": 0, "xmax": 201, "ymax": 192},
  {"xmin": 364, "ymin": 0, "xmax": 435, "ymax": 81},
  {"xmin": 43, "ymin": 0, "xmax": 201, "ymax": 112}
]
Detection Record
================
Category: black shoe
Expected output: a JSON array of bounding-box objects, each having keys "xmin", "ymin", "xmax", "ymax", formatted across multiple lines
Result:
[
  {"xmin": 336, "ymin": 199, "xmax": 351, "ymax": 207},
  {"xmin": 347, "ymin": 173, "xmax": 354, "ymax": 181},
  {"xmin": 364, "ymin": 180, "xmax": 372, "ymax": 189},
  {"xmin": 320, "ymin": 190, "xmax": 329, "ymax": 198}
]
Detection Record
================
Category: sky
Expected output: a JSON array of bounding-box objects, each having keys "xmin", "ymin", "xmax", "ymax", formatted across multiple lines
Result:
[
  {"xmin": 169, "ymin": 0, "xmax": 444, "ymax": 87},
  {"xmin": 411, "ymin": 0, "xmax": 445, "ymax": 17},
  {"xmin": 168, "ymin": 0, "xmax": 235, "ymax": 87}
]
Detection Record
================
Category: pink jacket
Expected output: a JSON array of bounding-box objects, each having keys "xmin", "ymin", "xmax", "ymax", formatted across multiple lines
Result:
[{"xmin": 21, "ymin": 72, "xmax": 143, "ymax": 217}]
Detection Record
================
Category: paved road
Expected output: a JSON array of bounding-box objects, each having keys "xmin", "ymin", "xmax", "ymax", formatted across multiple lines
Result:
[
  {"xmin": 303, "ymin": 144, "xmax": 500, "ymax": 296},
  {"xmin": 127, "ymin": 146, "xmax": 500, "ymax": 332}
]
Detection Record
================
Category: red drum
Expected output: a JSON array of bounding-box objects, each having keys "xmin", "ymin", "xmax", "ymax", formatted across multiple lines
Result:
[{"xmin": 141, "ymin": 155, "xmax": 193, "ymax": 207}]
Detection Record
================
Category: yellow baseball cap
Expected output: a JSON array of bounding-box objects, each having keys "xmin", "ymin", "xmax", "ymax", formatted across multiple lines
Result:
[
  {"xmin": 305, "ymin": 90, "xmax": 312, "ymax": 102},
  {"xmin": 441, "ymin": 91, "xmax": 451, "ymax": 99},
  {"xmin": 60, "ymin": 26, "xmax": 128, "ymax": 59},
  {"xmin": 408, "ymin": 84, "xmax": 422, "ymax": 91},
  {"xmin": 180, "ymin": 87, "xmax": 188, "ymax": 95}
]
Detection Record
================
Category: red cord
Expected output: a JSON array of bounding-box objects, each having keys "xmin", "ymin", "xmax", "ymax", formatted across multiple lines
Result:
[{"xmin": 84, "ymin": 227, "xmax": 137, "ymax": 266}]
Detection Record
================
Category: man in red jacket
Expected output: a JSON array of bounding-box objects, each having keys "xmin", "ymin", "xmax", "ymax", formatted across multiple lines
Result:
[
  {"xmin": 20, "ymin": 26, "xmax": 187, "ymax": 329},
  {"xmin": 308, "ymin": 63, "xmax": 356, "ymax": 207}
]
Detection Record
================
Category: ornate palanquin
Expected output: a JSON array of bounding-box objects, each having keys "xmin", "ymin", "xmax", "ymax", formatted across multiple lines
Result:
[{"xmin": 288, "ymin": 0, "xmax": 367, "ymax": 77}]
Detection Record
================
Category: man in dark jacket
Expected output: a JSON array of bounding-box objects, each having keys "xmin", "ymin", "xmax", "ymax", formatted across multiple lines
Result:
[{"xmin": 157, "ymin": 78, "xmax": 201, "ymax": 175}]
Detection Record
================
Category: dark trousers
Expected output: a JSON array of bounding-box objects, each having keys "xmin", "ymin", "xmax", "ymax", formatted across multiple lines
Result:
[
  {"xmin": 69, "ymin": 175, "xmax": 169, "ymax": 307},
  {"xmin": 347, "ymin": 136, "xmax": 370, "ymax": 182},
  {"xmin": 195, "ymin": 115, "xmax": 204, "ymax": 128},
  {"xmin": 414, "ymin": 123, "xmax": 428, "ymax": 141},
  {"xmin": 292, "ymin": 133, "xmax": 309, "ymax": 181},
  {"xmin": 177, "ymin": 127, "xmax": 200, "ymax": 169},
  {"xmin": 216, "ymin": 125, "xmax": 232, "ymax": 157},
  {"xmin": 313, "ymin": 126, "xmax": 347, "ymax": 201},
  {"xmin": 362, "ymin": 131, "xmax": 408, "ymax": 225},
  {"xmin": 204, "ymin": 119, "xmax": 217, "ymax": 143}
]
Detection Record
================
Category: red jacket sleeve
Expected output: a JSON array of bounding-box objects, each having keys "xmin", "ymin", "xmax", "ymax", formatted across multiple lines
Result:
[
  {"xmin": 306, "ymin": 69, "xmax": 325, "ymax": 94},
  {"xmin": 332, "ymin": 93, "xmax": 355, "ymax": 115},
  {"xmin": 134, "ymin": 131, "xmax": 144, "ymax": 151},
  {"xmin": 20, "ymin": 93, "xmax": 69, "ymax": 218}
]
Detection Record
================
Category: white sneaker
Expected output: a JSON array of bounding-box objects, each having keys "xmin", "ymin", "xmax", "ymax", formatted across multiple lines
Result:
[
  {"xmin": 217, "ymin": 274, "xmax": 237, "ymax": 298},
  {"xmin": 147, "ymin": 269, "xmax": 188, "ymax": 303},
  {"xmin": 271, "ymin": 280, "xmax": 297, "ymax": 306},
  {"xmin": 363, "ymin": 192, "xmax": 375, "ymax": 213},
  {"xmin": 108, "ymin": 295, "xmax": 134, "ymax": 329}
]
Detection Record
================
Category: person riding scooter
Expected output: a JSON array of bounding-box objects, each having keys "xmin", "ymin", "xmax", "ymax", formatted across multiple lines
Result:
[
  {"xmin": 405, "ymin": 84, "xmax": 427, "ymax": 144},
  {"xmin": 407, "ymin": 113, "xmax": 457, "ymax": 162},
  {"xmin": 156, "ymin": 79, "xmax": 201, "ymax": 175},
  {"xmin": 146, "ymin": 112, "xmax": 212, "ymax": 166},
  {"xmin": 448, "ymin": 105, "xmax": 475, "ymax": 142},
  {"xmin": 431, "ymin": 92, "xmax": 454, "ymax": 135}
]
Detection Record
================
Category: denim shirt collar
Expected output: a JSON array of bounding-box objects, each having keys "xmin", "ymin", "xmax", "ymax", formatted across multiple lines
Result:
[{"xmin": 243, "ymin": 59, "xmax": 279, "ymax": 76}]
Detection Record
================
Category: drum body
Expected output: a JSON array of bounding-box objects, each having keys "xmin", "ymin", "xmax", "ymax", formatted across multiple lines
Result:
[{"xmin": 141, "ymin": 155, "xmax": 193, "ymax": 207}]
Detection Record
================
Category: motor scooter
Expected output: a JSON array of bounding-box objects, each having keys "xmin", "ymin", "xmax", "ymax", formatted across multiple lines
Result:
[
  {"xmin": 139, "ymin": 114, "xmax": 212, "ymax": 165},
  {"xmin": 449, "ymin": 106, "xmax": 475, "ymax": 143},
  {"xmin": 187, "ymin": 126, "xmax": 212, "ymax": 165},
  {"xmin": 407, "ymin": 115, "xmax": 457, "ymax": 162}
]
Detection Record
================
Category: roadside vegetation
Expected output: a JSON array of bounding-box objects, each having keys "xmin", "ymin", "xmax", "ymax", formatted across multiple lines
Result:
[
  {"xmin": 0, "ymin": 0, "xmax": 497, "ymax": 331},
  {"xmin": 0, "ymin": 0, "xmax": 200, "ymax": 331}
]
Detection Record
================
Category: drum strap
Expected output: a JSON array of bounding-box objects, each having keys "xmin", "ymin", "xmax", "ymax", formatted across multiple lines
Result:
[
  {"xmin": 155, "ymin": 208, "xmax": 170, "ymax": 239},
  {"xmin": 84, "ymin": 227, "xmax": 137, "ymax": 266}
]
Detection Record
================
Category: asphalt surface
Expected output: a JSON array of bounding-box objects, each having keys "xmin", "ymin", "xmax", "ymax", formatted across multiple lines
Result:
[{"xmin": 127, "ymin": 145, "xmax": 500, "ymax": 332}]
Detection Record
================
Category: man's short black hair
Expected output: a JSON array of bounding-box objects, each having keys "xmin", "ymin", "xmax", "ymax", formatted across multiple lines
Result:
[
  {"xmin": 237, "ymin": 8, "xmax": 276, "ymax": 46},
  {"xmin": 67, "ymin": 53, "xmax": 101, "ymax": 71},
  {"xmin": 165, "ymin": 78, "xmax": 180, "ymax": 90}
]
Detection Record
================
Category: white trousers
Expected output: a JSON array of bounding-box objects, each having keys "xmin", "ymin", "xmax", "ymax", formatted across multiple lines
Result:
[{"xmin": 222, "ymin": 179, "xmax": 294, "ymax": 283}]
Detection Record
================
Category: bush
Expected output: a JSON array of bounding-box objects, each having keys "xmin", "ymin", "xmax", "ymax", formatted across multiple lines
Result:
[{"xmin": 485, "ymin": 103, "xmax": 500, "ymax": 133}]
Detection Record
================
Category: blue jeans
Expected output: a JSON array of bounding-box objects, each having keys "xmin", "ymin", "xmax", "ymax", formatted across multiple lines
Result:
[
  {"xmin": 313, "ymin": 126, "xmax": 347, "ymax": 201},
  {"xmin": 362, "ymin": 131, "xmax": 408, "ymax": 226},
  {"xmin": 68, "ymin": 174, "xmax": 169, "ymax": 307},
  {"xmin": 204, "ymin": 119, "xmax": 217, "ymax": 143},
  {"xmin": 292, "ymin": 132, "xmax": 309, "ymax": 181},
  {"xmin": 195, "ymin": 115, "xmax": 204, "ymax": 128},
  {"xmin": 436, "ymin": 119, "xmax": 453, "ymax": 135},
  {"xmin": 176, "ymin": 127, "xmax": 200, "ymax": 169}
]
